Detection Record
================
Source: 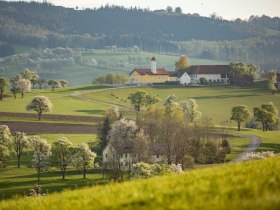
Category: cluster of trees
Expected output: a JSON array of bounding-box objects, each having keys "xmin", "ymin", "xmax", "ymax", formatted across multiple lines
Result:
[
  {"xmin": 0, "ymin": 1, "xmax": 279, "ymax": 69},
  {"xmin": 99, "ymin": 91, "xmax": 230, "ymax": 180},
  {"xmin": 231, "ymin": 102, "xmax": 279, "ymax": 131},
  {"xmin": 0, "ymin": 125, "xmax": 97, "ymax": 180},
  {"xmin": 229, "ymin": 62, "xmax": 260, "ymax": 86},
  {"xmin": 93, "ymin": 72, "xmax": 128, "ymax": 85},
  {"xmin": 267, "ymin": 70, "xmax": 279, "ymax": 94},
  {"xmin": 0, "ymin": 68, "xmax": 69, "ymax": 101}
]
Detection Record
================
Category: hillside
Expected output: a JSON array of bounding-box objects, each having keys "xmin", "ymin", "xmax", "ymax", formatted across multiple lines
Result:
[
  {"xmin": 0, "ymin": 157, "xmax": 279, "ymax": 210},
  {"xmin": 0, "ymin": 1, "xmax": 280, "ymax": 69}
]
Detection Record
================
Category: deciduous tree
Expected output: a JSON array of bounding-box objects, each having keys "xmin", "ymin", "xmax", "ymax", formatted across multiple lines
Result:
[
  {"xmin": 11, "ymin": 132, "xmax": 29, "ymax": 168},
  {"xmin": 230, "ymin": 105, "xmax": 251, "ymax": 131},
  {"xmin": 74, "ymin": 143, "xmax": 96, "ymax": 179},
  {"xmin": 16, "ymin": 79, "xmax": 31, "ymax": 98},
  {"xmin": 175, "ymin": 55, "xmax": 191, "ymax": 71},
  {"xmin": 21, "ymin": 68, "xmax": 39, "ymax": 89},
  {"xmin": 60, "ymin": 80, "xmax": 69, "ymax": 88},
  {"xmin": 253, "ymin": 102, "xmax": 278, "ymax": 131},
  {"xmin": 0, "ymin": 125, "xmax": 12, "ymax": 168},
  {"xmin": 51, "ymin": 137, "xmax": 73, "ymax": 180},
  {"xmin": 30, "ymin": 136, "xmax": 51, "ymax": 181},
  {"xmin": 0, "ymin": 77, "xmax": 10, "ymax": 101},
  {"xmin": 181, "ymin": 99, "xmax": 201, "ymax": 122},
  {"xmin": 26, "ymin": 96, "xmax": 53, "ymax": 120},
  {"xmin": 48, "ymin": 80, "xmax": 60, "ymax": 91}
]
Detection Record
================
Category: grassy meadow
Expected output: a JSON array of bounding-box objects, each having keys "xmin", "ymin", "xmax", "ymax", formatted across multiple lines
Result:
[
  {"xmin": 1, "ymin": 156, "xmax": 279, "ymax": 210},
  {"xmin": 80, "ymin": 85, "xmax": 280, "ymax": 125}
]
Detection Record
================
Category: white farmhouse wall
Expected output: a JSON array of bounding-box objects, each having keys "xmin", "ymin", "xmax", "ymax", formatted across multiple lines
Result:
[
  {"xmin": 191, "ymin": 74, "xmax": 229, "ymax": 83},
  {"xmin": 149, "ymin": 154, "xmax": 166, "ymax": 164},
  {"xmin": 179, "ymin": 73, "xmax": 191, "ymax": 85}
]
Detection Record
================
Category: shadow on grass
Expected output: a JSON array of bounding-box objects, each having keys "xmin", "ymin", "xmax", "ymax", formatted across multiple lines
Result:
[
  {"xmin": 75, "ymin": 110, "xmax": 105, "ymax": 115},
  {"xmin": 258, "ymin": 143, "xmax": 280, "ymax": 153},
  {"xmin": 193, "ymin": 94, "xmax": 259, "ymax": 100}
]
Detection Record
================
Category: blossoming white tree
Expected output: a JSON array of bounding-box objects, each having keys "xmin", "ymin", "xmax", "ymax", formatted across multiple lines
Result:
[
  {"xmin": 51, "ymin": 137, "xmax": 73, "ymax": 180},
  {"xmin": 0, "ymin": 125, "xmax": 11, "ymax": 168},
  {"xmin": 26, "ymin": 96, "xmax": 53, "ymax": 120},
  {"xmin": 11, "ymin": 132, "xmax": 29, "ymax": 168},
  {"xmin": 74, "ymin": 143, "xmax": 96, "ymax": 179},
  {"xmin": 181, "ymin": 99, "xmax": 201, "ymax": 122},
  {"xmin": 16, "ymin": 79, "xmax": 31, "ymax": 98},
  {"xmin": 30, "ymin": 136, "xmax": 51, "ymax": 181}
]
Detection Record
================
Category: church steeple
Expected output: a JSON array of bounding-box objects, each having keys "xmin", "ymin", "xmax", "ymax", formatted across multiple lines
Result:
[{"xmin": 151, "ymin": 57, "xmax": 157, "ymax": 74}]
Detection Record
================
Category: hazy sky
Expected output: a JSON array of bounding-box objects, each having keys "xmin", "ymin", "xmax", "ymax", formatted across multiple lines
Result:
[{"xmin": 7, "ymin": 0, "xmax": 280, "ymax": 20}]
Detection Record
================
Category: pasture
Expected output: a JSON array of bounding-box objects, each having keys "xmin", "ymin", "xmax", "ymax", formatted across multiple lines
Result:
[{"xmin": 80, "ymin": 85, "xmax": 280, "ymax": 125}]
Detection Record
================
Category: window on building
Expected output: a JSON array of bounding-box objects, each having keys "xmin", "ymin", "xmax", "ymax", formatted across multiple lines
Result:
[
  {"xmin": 157, "ymin": 154, "xmax": 159, "ymax": 158},
  {"xmin": 125, "ymin": 162, "xmax": 128, "ymax": 166},
  {"xmin": 125, "ymin": 153, "xmax": 127, "ymax": 158},
  {"xmin": 105, "ymin": 154, "xmax": 107, "ymax": 158}
]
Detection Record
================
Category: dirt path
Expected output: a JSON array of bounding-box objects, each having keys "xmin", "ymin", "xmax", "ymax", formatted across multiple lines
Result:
[{"xmin": 232, "ymin": 134, "xmax": 261, "ymax": 163}]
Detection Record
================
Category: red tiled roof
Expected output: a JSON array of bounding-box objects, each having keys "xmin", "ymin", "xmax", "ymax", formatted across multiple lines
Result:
[
  {"xmin": 130, "ymin": 69, "xmax": 169, "ymax": 76},
  {"xmin": 188, "ymin": 65, "xmax": 230, "ymax": 75}
]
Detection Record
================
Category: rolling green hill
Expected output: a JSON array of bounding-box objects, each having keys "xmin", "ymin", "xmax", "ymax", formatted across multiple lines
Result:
[{"xmin": 1, "ymin": 156, "xmax": 279, "ymax": 210}]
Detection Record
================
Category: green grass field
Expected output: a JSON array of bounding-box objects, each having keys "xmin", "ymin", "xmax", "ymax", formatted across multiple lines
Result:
[
  {"xmin": 80, "ymin": 85, "xmax": 280, "ymax": 124},
  {"xmin": 1, "ymin": 156, "xmax": 279, "ymax": 210},
  {"xmin": 0, "ymin": 85, "xmax": 111, "ymax": 117}
]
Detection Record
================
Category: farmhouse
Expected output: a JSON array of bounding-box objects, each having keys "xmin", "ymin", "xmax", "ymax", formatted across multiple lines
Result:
[
  {"xmin": 188, "ymin": 65, "xmax": 231, "ymax": 84},
  {"xmin": 129, "ymin": 57, "xmax": 230, "ymax": 85},
  {"xmin": 103, "ymin": 142, "xmax": 165, "ymax": 170},
  {"xmin": 129, "ymin": 57, "xmax": 169, "ymax": 84}
]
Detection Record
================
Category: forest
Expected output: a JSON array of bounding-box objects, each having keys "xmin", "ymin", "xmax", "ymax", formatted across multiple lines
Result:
[{"xmin": 0, "ymin": 1, "xmax": 279, "ymax": 70}]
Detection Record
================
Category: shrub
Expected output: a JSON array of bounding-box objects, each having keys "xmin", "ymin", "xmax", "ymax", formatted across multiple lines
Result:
[{"xmin": 241, "ymin": 151, "xmax": 276, "ymax": 161}]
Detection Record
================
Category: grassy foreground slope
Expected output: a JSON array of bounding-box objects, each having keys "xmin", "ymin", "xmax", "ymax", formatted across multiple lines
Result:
[{"xmin": 1, "ymin": 157, "xmax": 280, "ymax": 210}]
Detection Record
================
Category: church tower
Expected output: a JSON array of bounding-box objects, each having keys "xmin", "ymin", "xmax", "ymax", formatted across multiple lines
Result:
[{"xmin": 151, "ymin": 57, "xmax": 157, "ymax": 74}]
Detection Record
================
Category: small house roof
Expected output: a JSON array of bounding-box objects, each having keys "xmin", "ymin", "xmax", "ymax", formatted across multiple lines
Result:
[
  {"xmin": 167, "ymin": 70, "xmax": 188, "ymax": 78},
  {"xmin": 130, "ymin": 68, "xmax": 169, "ymax": 76},
  {"xmin": 188, "ymin": 65, "xmax": 230, "ymax": 75}
]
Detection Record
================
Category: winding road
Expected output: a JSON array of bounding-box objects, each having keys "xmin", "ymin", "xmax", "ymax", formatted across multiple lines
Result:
[{"xmin": 232, "ymin": 134, "xmax": 261, "ymax": 163}]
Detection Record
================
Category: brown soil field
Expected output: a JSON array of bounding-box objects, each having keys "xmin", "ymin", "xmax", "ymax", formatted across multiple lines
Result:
[
  {"xmin": 0, "ymin": 112, "xmax": 103, "ymax": 122},
  {"xmin": 0, "ymin": 121, "xmax": 97, "ymax": 134}
]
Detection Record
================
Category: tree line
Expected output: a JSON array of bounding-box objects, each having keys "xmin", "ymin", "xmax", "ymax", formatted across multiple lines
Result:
[
  {"xmin": 0, "ymin": 68, "xmax": 69, "ymax": 101},
  {"xmin": 0, "ymin": 125, "xmax": 96, "ymax": 181},
  {"xmin": 0, "ymin": 1, "xmax": 279, "ymax": 70}
]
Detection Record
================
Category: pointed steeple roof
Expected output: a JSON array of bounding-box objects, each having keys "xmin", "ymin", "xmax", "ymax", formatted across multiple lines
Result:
[{"xmin": 151, "ymin": 57, "xmax": 156, "ymax": 61}]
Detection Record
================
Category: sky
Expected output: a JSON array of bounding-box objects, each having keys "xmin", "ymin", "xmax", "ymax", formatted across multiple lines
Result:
[{"xmin": 6, "ymin": 0, "xmax": 280, "ymax": 20}]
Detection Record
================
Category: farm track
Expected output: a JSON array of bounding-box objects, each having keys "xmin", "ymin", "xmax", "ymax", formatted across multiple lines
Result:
[{"xmin": 232, "ymin": 134, "xmax": 261, "ymax": 163}]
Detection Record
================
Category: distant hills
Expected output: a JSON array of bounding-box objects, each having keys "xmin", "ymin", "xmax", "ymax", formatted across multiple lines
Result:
[{"xmin": 0, "ymin": 1, "xmax": 280, "ymax": 70}]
